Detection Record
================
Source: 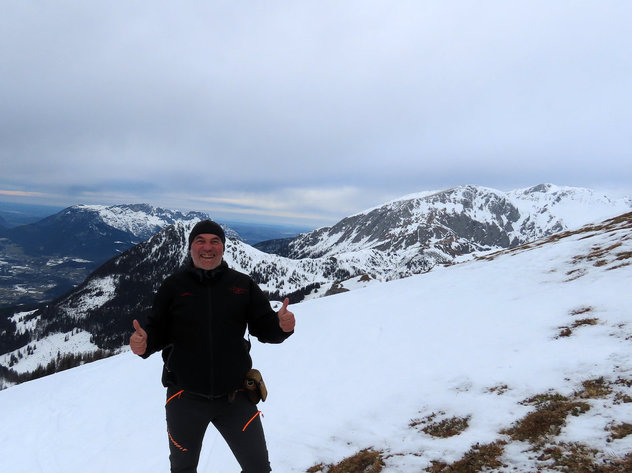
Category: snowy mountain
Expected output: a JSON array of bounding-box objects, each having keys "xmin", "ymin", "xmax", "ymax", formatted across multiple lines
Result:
[
  {"xmin": 0, "ymin": 204, "xmax": 210, "ymax": 307},
  {"xmin": 1, "ymin": 210, "xmax": 630, "ymax": 472},
  {"xmin": 2, "ymin": 184, "xmax": 631, "ymax": 389},
  {"xmin": 259, "ymin": 184, "xmax": 631, "ymax": 271},
  {"xmin": 1, "ymin": 203, "xmax": 210, "ymax": 258}
]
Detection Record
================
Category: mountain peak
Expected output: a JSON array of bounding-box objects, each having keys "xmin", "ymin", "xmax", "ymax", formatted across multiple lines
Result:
[
  {"xmin": 522, "ymin": 183, "xmax": 556, "ymax": 193},
  {"xmin": 66, "ymin": 203, "xmax": 209, "ymax": 240},
  {"xmin": 278, "ymin": 184, "xmax": 631, "ymax": 262}
]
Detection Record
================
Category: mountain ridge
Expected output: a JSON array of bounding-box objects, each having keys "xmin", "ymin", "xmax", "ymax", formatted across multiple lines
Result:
[
  {"xmin": 1, "ymin": 183, "xmax": 630, "ymax": 389},
  {"xmin": 258, "ymin": 183, "xmax": 631, "ymax": 265}
]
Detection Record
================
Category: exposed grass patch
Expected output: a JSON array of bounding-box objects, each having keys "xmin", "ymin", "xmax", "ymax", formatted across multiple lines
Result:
[
  {"xmin": 575, "ymin": 377, "xmax": 612, "ymax": 399},
  {"xmin": 573, "ymin": 242, "xmax": 624, "ymax": 266},
  {"xmin": 606, "ymin": 261, "xmax": 631, "ymax": 270},
  {"xmin": 596, "ymin": 453, "xmax": 632, "ymax": 473},
  {"xmin": 501, "ymin": 393, "xmax": 590, "ymax": 442},
  {"xmin": 307, "ymin": 449, "xmax": 384, "ymax": 473},
  {"xmin": 425, "ymin": 441, "xmax": 506, "ymax": 473},
  {"xmin": 557, "ymin": 315, "xmax": 599, "ymax": 338},
  {"xmin": 557, "ymin": 327, "xmax": 573, "ymax": 338},
  {"xmin": 537, "ymin": 442, "xmax": 598, "ymax": 473},
  {"xmin": 307, "ymin": 464, "xmax": 326, "ymax": 472},
  {"xmin": 614, "ymin": 377, "xmax": 632, "ymax": 388},
  {"xmin": 429, "ymin": 439, "xmax": 632, "ymax": 473},
  {"xmin": 607, "ymin": 422, "xmax": 632, "ymax": 441},
  {"xmin": 423, "ymin": 416, "xmax": 471, "ymax": 438},
  {"xmin": 613, "ymin": 392, "xmax": 632, "ymax": 404},
  {"xmin": 410, "ymin": 411, "xmax": 471, "ymax": 438},
  {"xmin": 570, "ymin": 306, "xmax": 593, "ymax": 316},
  {"xmin": 564, "ymin": 268, "xmax": 586, "ymax": 281},
  {"xmin": 604, "ymin": 212, "xmax": 632, "ymax": 227},
  {"xmin": 615, "ymin": 250, "xmax": 632, "ymax": 261},
  {"xmin": 568, "ymin": 238, "xmax": 632, "ymax": 272},
  {"xmin": 573, "ymin": 317, "xmax": 599, "ymax": 327},
  {"xmin": 613, "ymin": 377, "xmax": 632, "ymax": 404},
  {"xmin": 324, "ymin": 282, "xmax": 350, "ymax": 296},
  {"xmin": 486, "ymin": 384, "xmax": 509, "ymax": 395},
  {"xmin": 409, "ymin": 412, "xmax": 436, "ymax": 429}
]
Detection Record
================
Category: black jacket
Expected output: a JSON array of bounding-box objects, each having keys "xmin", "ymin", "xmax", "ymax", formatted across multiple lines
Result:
[{"xmin": 142, "ymin": 261, "xmax": 292, "ymax": 396}]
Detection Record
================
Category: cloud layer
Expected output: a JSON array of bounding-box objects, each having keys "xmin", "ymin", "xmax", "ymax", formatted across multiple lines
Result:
[{"xmin": 2, "ymin": 1, "xmax": 631, "ymax": 225}]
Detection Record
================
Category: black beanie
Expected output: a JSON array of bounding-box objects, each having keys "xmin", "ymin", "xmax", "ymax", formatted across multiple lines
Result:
[{"xmin": 188, "ymin": 220, "xmax": 226, "ymax": 248}]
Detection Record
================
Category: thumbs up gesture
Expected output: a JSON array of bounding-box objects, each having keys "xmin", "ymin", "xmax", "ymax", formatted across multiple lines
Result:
[
  {"xmin": 278, "ymin": 298, "xmax": 295, "ymax": 332},
  {"xmin": 129, "ymin": 319, "xmax": 148, "ymax": 355}
]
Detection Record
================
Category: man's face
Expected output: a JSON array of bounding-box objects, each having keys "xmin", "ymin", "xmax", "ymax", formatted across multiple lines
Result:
[{"xmin": 190, "ymin": 233, "xmax": 224, "ymax": 270}]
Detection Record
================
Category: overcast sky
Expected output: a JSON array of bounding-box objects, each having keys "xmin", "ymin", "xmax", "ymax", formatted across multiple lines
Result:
[{"xmin": 1, "ymin": 1, "xmax": 631, "ymax": 227}]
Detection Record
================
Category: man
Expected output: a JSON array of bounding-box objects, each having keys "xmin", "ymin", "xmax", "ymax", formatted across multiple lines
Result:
[{"xmin": 130, "ymin": 219, "xmax": 295, "ymax": 473}]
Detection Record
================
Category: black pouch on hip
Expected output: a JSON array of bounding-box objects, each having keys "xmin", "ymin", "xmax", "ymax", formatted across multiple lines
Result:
[{"xmin": 244, "ymin": 369, "xmax": 267, "ymax": 403}]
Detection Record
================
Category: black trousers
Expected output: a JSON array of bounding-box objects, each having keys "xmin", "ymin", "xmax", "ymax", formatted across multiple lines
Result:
[{"xmin": 165, "ymin": 387, "xmax": 271, "ymax": 473}]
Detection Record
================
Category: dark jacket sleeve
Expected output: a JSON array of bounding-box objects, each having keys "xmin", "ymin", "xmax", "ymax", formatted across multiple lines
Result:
[
  {"xmin": 247, "ymin": 279, "xmax": 293, "ymax": 344},
  {"xmin": 141, "ymin": 277, "xmax": 173, "ymax": 358}
]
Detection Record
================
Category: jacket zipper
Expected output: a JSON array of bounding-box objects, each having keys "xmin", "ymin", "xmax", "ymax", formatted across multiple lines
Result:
[{"xmin": 207, "ymin": 282, "xmax": 214, "ymax": 395}]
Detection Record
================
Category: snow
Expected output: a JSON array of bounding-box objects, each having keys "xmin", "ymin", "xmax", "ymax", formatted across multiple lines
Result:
[
  {"xmin": 59, "ymin": 275, "xmax": 119, "ymax": 319},
  {"xmin": 294, "ymin": 184, "xmax": 632, "ymax": 262},
  {"xmin": 9, "ymin": 310, "xmax": 39, "ymax": 334},
  {"xmin": 0, "ymin": 330, "xmax": 100, "ymax": 375},
  {"xmin": 508, "ymin": 184, "xmax": 632, "ymax": 230},
  {"xmin": 74, "ymin": 204, "xmax": 206, "ymax": 239},
  {"xmin": 0, "ymin": 215, "xmax": 631, "ymax": 472}
]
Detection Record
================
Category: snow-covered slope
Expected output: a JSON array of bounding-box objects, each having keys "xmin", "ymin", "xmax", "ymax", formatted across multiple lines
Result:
[
  {"xmin": 507, "ymin": 183, "xmax": 632, "ymax": 236},
  {"xmin": 0, "ymin": 211, "xmax": 630, "ymax": 472}
]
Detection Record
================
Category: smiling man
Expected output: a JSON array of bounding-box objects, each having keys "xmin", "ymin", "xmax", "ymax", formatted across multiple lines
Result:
[
  {"xmin": 190, "ymin": 230, "xmax": 224, "ymax": 270},
  {"xmin": 129, "ymin": 219, "xmax": 295, "ymax": 473}
]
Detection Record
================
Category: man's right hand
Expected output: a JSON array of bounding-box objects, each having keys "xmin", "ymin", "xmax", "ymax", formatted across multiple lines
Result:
[{"xmin": 129, "ymin": 319, "xmax": 147, "ymax": 355}]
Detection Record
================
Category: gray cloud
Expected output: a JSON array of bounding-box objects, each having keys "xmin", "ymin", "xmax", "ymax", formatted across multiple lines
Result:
[{"xmin": 1, "ymin": 0, "xmax": 631, "ymax": 225}]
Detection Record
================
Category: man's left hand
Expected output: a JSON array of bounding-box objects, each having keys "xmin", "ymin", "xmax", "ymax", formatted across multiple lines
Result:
[{"xmin": 278, "ymin": 298, "xmax": 295, "ymax": 332}]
